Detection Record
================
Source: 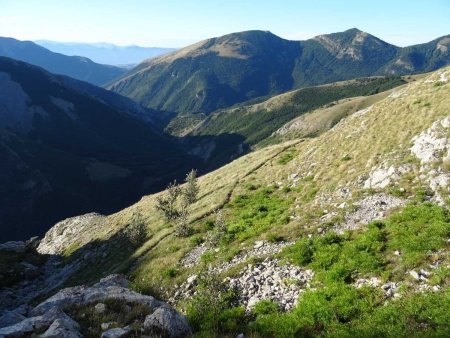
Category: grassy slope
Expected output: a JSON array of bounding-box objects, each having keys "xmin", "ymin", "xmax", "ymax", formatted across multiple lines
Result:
[{"xmin": 62, "ymin": 67, "xmax": 450, "ymax": 336}]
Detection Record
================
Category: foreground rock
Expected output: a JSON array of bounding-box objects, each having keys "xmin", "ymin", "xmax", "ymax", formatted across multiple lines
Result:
[
  {"xmin": 0, "ymin": 274, "xmax": 191, "ymax": 338},
  {"xmin": 144, "ymin": 307, "xmax": 191, "ymax": 337}
]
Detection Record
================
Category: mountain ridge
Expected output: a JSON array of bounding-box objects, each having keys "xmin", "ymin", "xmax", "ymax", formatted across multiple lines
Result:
[
  {"xmin": 0, "ymin": 37, "xmax": 127, "ymax": 85},
  {"xmin": 109, "ymin": 28, "xmax": 450, "ymax": 114},
  {"xmin": 35, "ymin": 40, "xmax": 176, "ymax": 66}
]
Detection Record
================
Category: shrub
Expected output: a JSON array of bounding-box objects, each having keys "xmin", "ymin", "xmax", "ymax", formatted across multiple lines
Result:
[
  {"xmin": 253, "ymin": 300, "xmax": 279, "ymax": 316},
  {"xmin": 123, "ymin": 212, "xmax": 147, "ymax": 247},
  {"xmin": 186, "ymin": 274, "xmax": 244, "ymax": 336}
]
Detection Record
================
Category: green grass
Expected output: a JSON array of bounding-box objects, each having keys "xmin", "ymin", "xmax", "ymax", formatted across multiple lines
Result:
[
  {"xmin": 185, "ymin": 202, "xmax": 450, "ymax": 337},
  {"xmin": 224, "ymin": 186, "xmax": 292, "ymax": 242}
]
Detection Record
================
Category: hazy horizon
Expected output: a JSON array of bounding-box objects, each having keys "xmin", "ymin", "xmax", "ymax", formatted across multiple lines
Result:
[{"xmin": 1, "ymin": 0, "xmax": 449, "ymax": 48}]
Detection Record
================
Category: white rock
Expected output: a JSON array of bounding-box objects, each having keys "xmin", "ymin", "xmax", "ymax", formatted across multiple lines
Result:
[
  {"xmin": 95, "ymin": 303, "xmax": 107, "ymax": 314},
  {"xmin": 409, "ymin": 270, "xmax": 420, "ymax": 280}
]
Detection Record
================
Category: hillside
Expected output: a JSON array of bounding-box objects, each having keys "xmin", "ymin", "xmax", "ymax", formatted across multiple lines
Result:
[
  {"xmin": 35, "ymin": 40, "xmax": 176, "ymax": 66},
  {"xmin": 109, "ymin": 28, "xmax": 450, "ymax": 114},
  {"xmin": 10, "ymin": 65, "xmax": 450, "ymax": 337},
  {"xmin": 0, "ymin": 37, "xmax": 126, "ymax": 85},
  {"xmin": 0, "ymin": 57, "xmax": 200, "ymax": 241}
]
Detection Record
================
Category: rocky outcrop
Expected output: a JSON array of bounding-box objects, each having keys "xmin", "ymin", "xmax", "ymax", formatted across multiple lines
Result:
[
  {"xmin": 0, "ymin": 274, "xmax": 191, "ymax": 338},
  {"xmin": 37, "ymin": 213, "xmax": 106, "ymax": 255},
  {"xmin": 363, "ymin": 164, "xmax": 412, "ymax": 189},
  {"xmin": 411, "ymin": 116, "xmax": 450, "ymax": 205},
  {"xmin": 32, "ymin": 275, "xmax": 163, "ymax": 316}
]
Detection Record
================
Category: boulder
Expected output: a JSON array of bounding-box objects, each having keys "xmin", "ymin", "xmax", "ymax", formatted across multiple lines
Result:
[
  {"xmin": 95, "ymin": 303, "xmax": 107, "ymax": 314},
  {"xmin": 39, "ymin": 316, "xmax": 82, "ymax": 338},
  {"xmin": 144, "ymin": 306, "xmax": 191, "ymax": 338},
  {"xmin": 0, "ymin": 307, "xmax": 69, "ymax": 337}
]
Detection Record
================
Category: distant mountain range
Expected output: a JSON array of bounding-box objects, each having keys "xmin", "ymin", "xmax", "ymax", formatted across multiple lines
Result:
[
  {"xmin": 0, "ymin": 56, "xmax": 200, "ymax": 241},
  {"xmin": 109, "ymin": 28, "xmax": 450, "ymax": 114},
  {"xmin": 0, "ymin": 37, "xmax": 126, "ymax": 85},
  {"xmin": 35, "ymin": 40, "xmax": 176, "ymax": 66}
]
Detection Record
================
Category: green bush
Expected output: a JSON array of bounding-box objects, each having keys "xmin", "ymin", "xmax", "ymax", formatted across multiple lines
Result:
[
  {"xmin": 186, "ymin": 275, "xmax": 245, "ymax": 336},
  {"xmin": 253, "ymin": 300, "xmax": 280, "ymax": 316}
]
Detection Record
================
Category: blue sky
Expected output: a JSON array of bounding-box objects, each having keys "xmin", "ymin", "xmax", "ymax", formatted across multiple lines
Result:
[{"xmin": 0, "ymin": 0, "xmax": 449, "ymax": 47}]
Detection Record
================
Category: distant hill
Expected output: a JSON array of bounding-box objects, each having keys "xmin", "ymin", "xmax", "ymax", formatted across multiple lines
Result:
[
  {"xmin": 0, "ymin": 37, "xmax": 126, "ymax": 85},
  {"xmin": 35, "ymin": 40, "xmax": 176, "ymax": 66},
  {"xmin": 109, "ymin": 28, "xmax": 450, "ymax": 114},
  {"xmin": 0, "ymin": 57, "xmax": 200, "ymax": 241}
]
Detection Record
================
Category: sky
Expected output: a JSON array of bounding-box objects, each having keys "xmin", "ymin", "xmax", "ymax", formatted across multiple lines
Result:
[{"xmin": 0, "ymin": 0, "xmax": 449, "ymax": 48}]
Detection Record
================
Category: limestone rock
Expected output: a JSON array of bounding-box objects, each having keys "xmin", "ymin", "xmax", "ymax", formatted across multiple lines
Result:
[
  {"xmin": 39, "ymin": 316, "xmax": 82, "ymax": 338},
  {"xmin": 95, "ymin": 303, "xmax": 107, "ymax": 314},
  {"xmin": 144, "ymin": 306, "xmax": 191, "ymax": 338},
  {"xmin": 37, "ymin": 213, "xmax": 106, "ymax": 255}
]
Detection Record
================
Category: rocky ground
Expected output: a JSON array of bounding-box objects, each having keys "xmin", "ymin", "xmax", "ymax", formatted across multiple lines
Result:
[
  {"xmin": 331, "ymin": 193, "xmax": 405, "ymax": 233},
  {"xmin": 226, "ymin": 258, "xmax": 314, "ymax": 312}
]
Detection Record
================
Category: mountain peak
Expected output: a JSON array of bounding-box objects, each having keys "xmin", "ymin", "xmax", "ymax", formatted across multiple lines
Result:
[{"xmin": 313, "ymin": 28, "xmax": 396, "ymax": 61}]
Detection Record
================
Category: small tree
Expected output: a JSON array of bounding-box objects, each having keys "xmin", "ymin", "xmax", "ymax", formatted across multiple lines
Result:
[
  {"xmin": 207, "ymin": 210, "xmax": 227, "ymax": 247},
  {"xmin": 175, "ymin": 203, "xmax": 191, "ymax": 237},
  {"xmin": 183, "ymin": 169, "xmax": 199, "ymax": 205},
  {"xmin": 156, "ymin": 180, "xmax": 182, "ymax": 221},
  {"xmin": 155, "ymin": 169, "xmax": 199, "ymax": 237},
  {"xmin": 123, "ymin": 211, "xmax": 147, "ymax": 247}
]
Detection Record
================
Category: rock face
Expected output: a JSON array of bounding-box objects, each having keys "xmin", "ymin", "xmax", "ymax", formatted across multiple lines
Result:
[{"xmin": 0, "ymin": 274, "xmax": 191, "ymax": 338}]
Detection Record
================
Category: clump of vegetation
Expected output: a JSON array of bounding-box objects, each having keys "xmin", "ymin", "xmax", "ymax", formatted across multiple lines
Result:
[
  {"xmin": 67, "ymin": 299, "xmax": 151, "ymax": 337},
  {"xmin": 185, "ymin": 274, "xmax": 246, "ymax": 337},
  {"xmin": 224, "ymin": 186, "xmax": 292, "ymax": 242},
  {"xmin": 277, "ymin": 149, "xmax": 297, "ymax": 165},
  {"xmin": 156, "ymin": 169, "xmax": 199, "ymax": 237}
]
